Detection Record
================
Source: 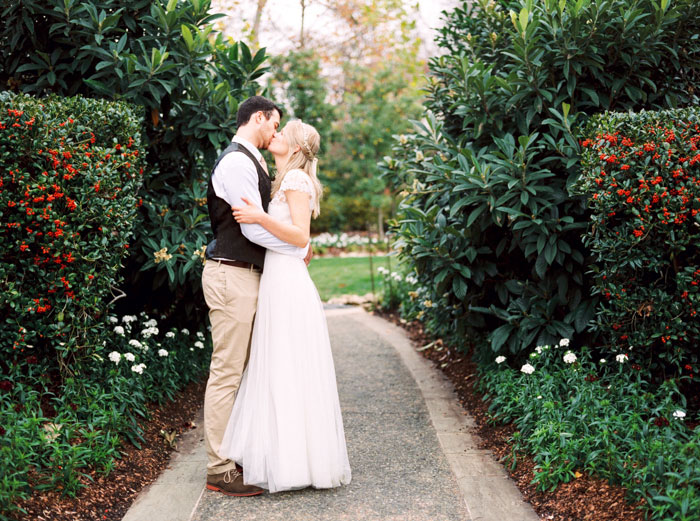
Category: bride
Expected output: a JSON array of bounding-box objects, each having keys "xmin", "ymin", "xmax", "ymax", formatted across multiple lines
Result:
[{"xmin": 219, "ymin": 119, "xmax": 352, "ymax": 493}]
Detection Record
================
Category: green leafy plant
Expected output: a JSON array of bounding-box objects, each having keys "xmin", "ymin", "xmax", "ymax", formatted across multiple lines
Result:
[
  {"xmin": 380, "ymin": 0, "xmax": 700, "ymax": 357},
  {"xmin": 0, "ymin": 0, "xmax": 269, "ymax": 322},
  {"xmin": 577, "ymin": 107, "xmax": 700, "ymax": 379}
]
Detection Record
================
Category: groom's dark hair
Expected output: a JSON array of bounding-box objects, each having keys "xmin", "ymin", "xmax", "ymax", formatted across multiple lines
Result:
[{"xmin": 236, "ymin": 96, "xmax": 283, "ymax": 128}]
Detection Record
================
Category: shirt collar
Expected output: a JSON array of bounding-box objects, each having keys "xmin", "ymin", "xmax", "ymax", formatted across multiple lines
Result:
[{"xmin": 232, "ymin": 135, "xmax": 262, "ymax": 161}]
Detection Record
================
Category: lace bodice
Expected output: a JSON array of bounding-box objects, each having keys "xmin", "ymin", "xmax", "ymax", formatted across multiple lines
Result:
[{"xmin": 271, "ymin": 169, "xmax": 316, "ymax": 211}]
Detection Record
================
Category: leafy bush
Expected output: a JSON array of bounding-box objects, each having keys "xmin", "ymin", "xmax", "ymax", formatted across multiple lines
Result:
[
  {"xmin": 0, "ymin": 0, "xmax": 268, "ymax": 321},
  {"xmin": 480, "ymin": 344, "xmax": 699, "ymax": 521},
  {"xmin": 0, "ymin": 91, "xmax": 143, "ymax": 372},
  {"xmin": 0, "ymin": 311, "xmax": 211, "ymax": 518},
  {"xmin": 577, "ymin": 108, "xmax": 700, "ymax": 379},
  {"xmin": 381, "ymin": 0, "xmax": 700, "ymax": 358}
]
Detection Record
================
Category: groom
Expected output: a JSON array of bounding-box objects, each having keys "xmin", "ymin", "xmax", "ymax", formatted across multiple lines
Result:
[{"xmin": 201, "ymin": 96, "xmax": 310, "ymax": 496}]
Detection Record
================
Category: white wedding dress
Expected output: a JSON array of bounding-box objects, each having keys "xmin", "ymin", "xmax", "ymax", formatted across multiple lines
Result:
[{"xmin": 219, "ymin": 169, "xmax": 352, "ymax": 493}]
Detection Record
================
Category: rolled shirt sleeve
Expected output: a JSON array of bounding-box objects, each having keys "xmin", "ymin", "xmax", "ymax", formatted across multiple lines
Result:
[{"xmin": 211, "ymin": 149, "xmax": 308, "ymax": 258}]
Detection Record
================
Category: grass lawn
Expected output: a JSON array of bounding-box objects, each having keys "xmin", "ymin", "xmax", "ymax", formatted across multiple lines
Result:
[{"xmin": 308, "ymin": 255, "xmax": 397, "ymax": 301}]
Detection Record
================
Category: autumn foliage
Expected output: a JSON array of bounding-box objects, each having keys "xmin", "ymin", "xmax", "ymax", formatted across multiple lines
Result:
[{"xmin": 579, "ymin": 108, "xmax": 700, "ymax": 377}]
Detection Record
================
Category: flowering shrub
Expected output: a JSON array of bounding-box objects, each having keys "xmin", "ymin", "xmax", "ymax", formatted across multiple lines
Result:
[
  {"xmin": 311, "ymin": 232, "xmax": 390, "ymax": 255},
  {"xmin": 0, "ymin": 312, "xmax": 211, "ymax": 517},
  {"xmin": 578, "ymin": 108, "xmax": 700, "ymax": 378},
  {"xmin": 0, "ymin": 92, "xmax": 144, "ymax": 371},
  {"xmin": 480, "ymin": 343, "xmax": 698, "ymax": 521},
  {"xmin": 0, "ymin": 0, "xmax": 268, "ymax": 323},
  {"xmin": 380, "ymin": 0, "xmax": 700, "ymax": 357}
]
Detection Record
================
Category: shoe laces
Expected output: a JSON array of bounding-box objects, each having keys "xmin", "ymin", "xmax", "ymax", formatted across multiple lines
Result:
[{"xmin": 223, "ymin": 468, "xmax": 241, "ymax": 484}]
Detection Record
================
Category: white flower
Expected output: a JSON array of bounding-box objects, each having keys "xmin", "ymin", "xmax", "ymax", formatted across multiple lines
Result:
[
  {"xmin": 158, "ymin": 349, "xmax": 169, "ymax": 357},
  {"xmin": 196, "ymin": 332, "xmax": 205, "ymax": 340},
  {"xmin": 529, "ymin": 352, "xmax": 538, "ymax": 359},
  {"xmin": 559, "ymin": 338, "xmax": 570, "ymax": 347},
  {"xmin": 124, "ymin": 352, "xmax": 135, "ymax": 362},
  {"xmin": 131, "ymin": 363, "xmax": 146, "ymax": 374},
  {"xmin": 181, "ymin": 328, "xmax": 190, "ymax": 335},
  {"xmin": 194, "ymin": 341, "xmax": 204, "ymax": 349},
  {"xmin": 563, "ymin": 351, "xmax": 577, "ymax": 364},
  {"xmin": 377, "ymin": 266, "xmax": 389, "ymax": 275},
  {"xmin": 109, "ymin": 316, "xmax": 118, "ymax": 324},
  {"xmin": 114, "ymin": 325, "xmax": 125, "ymax": 336},
  {"xmin": 673, "ymin": 410, "xmax": 686, "ymax": 419},
  {"xmin": 129, "ymin": 339, "xmax": 143, "ymax": 350},
  {"xmin": 122, "ymin": 315, "xmax": 137, "ymax": 323},
  {"xmin": 189, "ymin": 347, "xmax": 194, "ymax": 351},
  {"xmin": 520, "ymin": 363, "xmax": 535, "ymax": 375},
  {"xmin": 600, "ymin": 358, "xmax": 607, "ymax": 364},
  {"xmin": 144, "ymin": 318, "xmax": 158, "ymax": 328},
  {"xmin": 165, "ymin": 331, "xmax": 175, "ymax": 338},
  {"xmin": 616, "ymin": 353, "xmax": 629, "ymax": 363},
  {"xmin": 495, "ymin": 356, "xmax": 506, "ymax": 364},
  {"xmin": 537, "ymin": 395, "xmax": 542, "ymax": 399},
  {"xmin": 141, "ymin": 326, "xmax": 159, "ymax": 338},
  {"xmin": 108, "ymin": 351, "xmax": 121, "ymax": 364},
  {"xmin": 535, "ymin": 345, "xmax": 544, "ymax": 354}
]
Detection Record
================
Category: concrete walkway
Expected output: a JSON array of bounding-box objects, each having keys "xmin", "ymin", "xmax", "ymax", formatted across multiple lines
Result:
[{"xmin": 122, "ymin": 307, "xmax": 540, "ymax": 521}]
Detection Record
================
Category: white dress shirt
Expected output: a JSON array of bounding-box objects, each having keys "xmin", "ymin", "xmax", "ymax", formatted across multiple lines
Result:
[{"xmin": 211, "ymin": 136, "xmax": 308, "ymax": 258}]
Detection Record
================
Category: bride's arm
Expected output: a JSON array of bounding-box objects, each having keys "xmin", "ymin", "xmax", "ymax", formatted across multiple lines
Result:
[{"xmin": 232, "ymin": 192, "xmax": 311, "ymax": 248}]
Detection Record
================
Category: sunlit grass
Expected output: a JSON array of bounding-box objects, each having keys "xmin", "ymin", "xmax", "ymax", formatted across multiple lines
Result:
[{"xmin": 308, "ymin": 255, "xmax": 400, "ymax": 301}]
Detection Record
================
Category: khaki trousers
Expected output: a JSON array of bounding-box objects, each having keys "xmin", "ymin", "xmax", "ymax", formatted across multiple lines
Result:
[{"xmin": 201, "ymin": 260, "xmax": 260, "ymax": 475}]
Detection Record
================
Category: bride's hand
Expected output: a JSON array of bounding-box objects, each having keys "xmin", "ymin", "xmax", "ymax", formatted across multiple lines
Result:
[{"xmin": 232, "ymin": 197, "xmax": 266, "ymax": 224}]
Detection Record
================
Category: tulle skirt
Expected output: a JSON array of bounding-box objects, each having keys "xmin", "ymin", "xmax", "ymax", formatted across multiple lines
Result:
[{"xmin": 219, "ymin": 250, "xmax": 352, "ymax": 493}]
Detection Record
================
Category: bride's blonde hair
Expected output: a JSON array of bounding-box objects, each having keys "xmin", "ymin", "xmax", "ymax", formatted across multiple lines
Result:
[{"xmin": 271, "ymin": 119, "xmax": 323, "ymax": 218}]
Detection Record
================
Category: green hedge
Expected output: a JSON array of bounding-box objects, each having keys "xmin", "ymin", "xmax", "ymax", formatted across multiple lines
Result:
[
  {"xmin": 0, "ymin": 92, "xmax": 143, "ymax": 371},
  {"xmin": 0, "ymin": 0, "xmax": 268, "ymax": 323},
  {"xmin": 381, "ymin": 0, "xmax": 700, "ymax": 358},
  {"xmin": 578, "ymin": 108, "xmax": 700, "ymax": 378}
]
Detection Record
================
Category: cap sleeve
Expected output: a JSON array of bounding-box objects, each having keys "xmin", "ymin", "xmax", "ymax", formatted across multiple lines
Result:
[{"xmin": 280, "ymin": 169, "xmax": 314, "ymax": 199}]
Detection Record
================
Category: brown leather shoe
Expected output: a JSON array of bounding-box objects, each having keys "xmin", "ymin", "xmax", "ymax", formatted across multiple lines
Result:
[{"xmin": 206, "ymin": 468, "xmax": 264, "ymax": 497}]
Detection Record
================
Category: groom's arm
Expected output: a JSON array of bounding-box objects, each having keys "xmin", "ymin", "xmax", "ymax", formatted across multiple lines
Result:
[{"xmin": 212, "ymin": 153, "xmax": 309, "ymax": 257}]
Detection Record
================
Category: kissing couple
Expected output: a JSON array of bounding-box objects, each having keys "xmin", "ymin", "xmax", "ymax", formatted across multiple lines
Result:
[{"xmin": 200, "ymin": 96, "xmax": 352, "ymax": 496}]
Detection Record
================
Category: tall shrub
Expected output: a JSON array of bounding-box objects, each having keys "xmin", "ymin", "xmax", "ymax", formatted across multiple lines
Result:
[
  {"xmin": 0, "ymin": 92, "xmax": 143, "ymax": 372},
  {"xmin": 578, "ymin": 108, "xmax": 700, "ymax": 378},
  {"xmin": 381, "ymin": 0, "xmax": 700, "ymax": 357},
  {"xmin": 0, "ymin": 0, "xmax": 268, "ymax": 321}
]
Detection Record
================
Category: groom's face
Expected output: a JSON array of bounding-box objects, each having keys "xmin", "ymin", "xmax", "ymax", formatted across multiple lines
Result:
[{"xmin": 259, "ymin": 110, "xmax": 281, "ymax": 150}]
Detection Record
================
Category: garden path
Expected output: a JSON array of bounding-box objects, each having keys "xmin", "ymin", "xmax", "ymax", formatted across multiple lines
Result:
[{"xmin": 122, "ymin": 307, "xmax": 539, "ymax": 521}]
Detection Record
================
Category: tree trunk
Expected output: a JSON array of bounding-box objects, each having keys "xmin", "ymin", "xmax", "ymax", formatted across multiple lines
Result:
[{"xmin": 252, "ymin": 0, "xmax": 268, "ymax": 49}]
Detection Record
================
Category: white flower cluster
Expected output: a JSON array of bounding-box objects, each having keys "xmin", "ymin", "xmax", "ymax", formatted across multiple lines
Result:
[
  {"xmin": 312, "ymin": 232, "xmax": 376, "ymax": 249},
  {"xmin": 194, "ymin": 341, "xmax": 204, "ymax": 349},
  {"xmin": 109, "ymin": 316, "xmax": 118, "ymax": 324},
  {"xmin": 495, "ymin": 356, "xmax": 506, "ymax": 364},
  {"xmin": 673, "ymin": 410, "xmax": 686, "ymax": 419},
  {"xmin": 114, "ymin": 325, "xmax": 125, "ymax": 336},
  {"xmin": 616, "ymin": 353, "xmax": 629, "ymax": 363},
  {"xmin": 166, "ymin": 331, "xmax": 175, "ymax": 338},
  {"xmin": 129, "ymin": 339, "xmax": 147, "ymax": 351},
  {"xmin": 144, "ymin": 319, "xmax": 158, "ymax": 328},
  {"xmin": 124, "ymin": 352, "xmax": 136, "ymax": 362},
  {"xmin": 563, "ymin": 351, "xmax": 577, "ymax": 364},
  {"xmin": 131, "ymin": 363, "xmax": 146, "ymax": 374},
  {"xmin": 108, "ymin": 351, "xmax": 121, "ymax": 364},
  {"xmin": 520, "ymin": 363, "xmax": 535, "ymax": 375},
  {"xmin": 141, "ymin": 326, "xmax": 159, "ymax": 338},
  {"xmin": 122, "ymin": 315, "xmax": 138, "ymax": 324},
  {"xmin": 158, "ymin": 349, "xmax": 169, "ymax": 357},
  {"xmin": 182, "ymin": 328, "xmax": 190, "ymax": 335}
]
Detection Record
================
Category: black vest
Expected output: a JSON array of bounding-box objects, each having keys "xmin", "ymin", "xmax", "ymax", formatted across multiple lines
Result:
[{"xmin": 205, "ymin": 142, "xmax": 271, "ymax": 269}]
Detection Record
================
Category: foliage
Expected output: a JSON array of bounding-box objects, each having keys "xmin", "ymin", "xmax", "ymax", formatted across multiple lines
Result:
[
  {"xmin": 577, "ymin": 108, "xmax": 700, "ymax": 379},
  {"xmin": 0, "ymin": 312, "xmax": 210, "ymax": 518},
  {"xmin": 380, "ymin": 0, "xmax": 700, "ymax": 357},
  {"xmin": 0, "ymin": 92, "xmax": 143, "ymax": 374},
  {"xmin": 0, "ymin": 0, "xmax": 268, "ymax": 321},
  {"xmin": 479, "ymin": 344, "xmax": 699, "ymax": 521}
]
